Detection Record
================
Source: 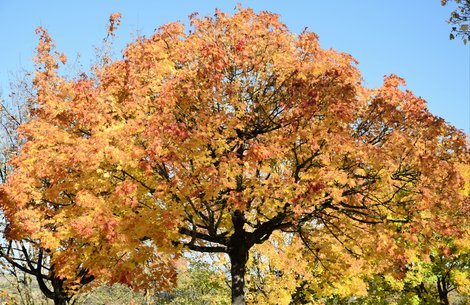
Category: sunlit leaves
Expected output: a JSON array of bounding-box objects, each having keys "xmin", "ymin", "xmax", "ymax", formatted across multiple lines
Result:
[{"xmin": 0, "ymin": 6, "xmax": 468, "ymax": 303}]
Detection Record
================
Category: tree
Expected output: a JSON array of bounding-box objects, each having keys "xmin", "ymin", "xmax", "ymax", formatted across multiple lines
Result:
[
  {"xmin": 0, "ymin": 7, "xmax": 468, "ymax": 305},
  {"xmin": 293, "ymin": 165, "xmax": 470, "ymax": 305},
  {"xmin": 74, "ymin": 257, "xmax": 230, "ymax": 305},
  {"xmin": 0, "ymin": 240, "xmax": 89, "ymax": 305},
  {"xmin": 162, "ymin": 259, "xmax": 230, "ymax": 305},
  {"xmin": 441, "ymin": 0, "xmax": 470, "ymax": 44},
  {"xmin": 0, "ymin": 82, "xmax": 95, "ymax": 305}
]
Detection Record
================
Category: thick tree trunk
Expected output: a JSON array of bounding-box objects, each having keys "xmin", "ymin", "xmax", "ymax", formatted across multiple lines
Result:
[
  {"xmin": 228, "ymin": 210, "xmax": 249, "ymax": 305},
  {"xmin": 229, "ymin": 250, "xmax": 248, "ymax": 305}
]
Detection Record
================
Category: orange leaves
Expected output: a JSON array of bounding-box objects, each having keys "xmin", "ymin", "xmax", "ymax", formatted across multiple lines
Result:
[
  {"xmin": 68, "ymin": 190, "xmax": 119, "ymax": 243},
  {"xmin": 33, "ymin": 27, "xmax": 56, "ymax": 70},
  {"xmin": 0, "ymin": 6, "xmax": 468, "ymax": 299},
  {"xmin": 245, "ymin": 141, "xmax": 275, "ymax": 161},
  {"xmin": 11, "ymin": 208, "xmax": 42, "ymax": 236},
  {"xmin": 114, "ymin": 181, "xmax": 139, "ymax": 208},
  {"xmin": 107, "ymin": 12, "xmax": 122, "ymax": 35},
  {"xmin": 383, "ymin": 73, "xmax": 406, "ymax": 88}
]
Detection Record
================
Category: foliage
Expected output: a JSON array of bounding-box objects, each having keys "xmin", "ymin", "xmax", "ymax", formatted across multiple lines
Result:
[
  {"xmin": 441, "ymin": 0, "xmax": 470, "ymax": 44},
  {"xmin": 316, "ymin": 254, "xmax": 470, "ymax": 305},
  {"xmin": 298, "ymin": 166, "xmax": 470, "ymax": 304},
  {"xmin": 71, "ymin": 257, "xmax": 230, "ymax": 305},
  {"xmin": 74, "ymin": 283, "xmax": 153, "ymax": 305},
  {"xmin": 0, "ymin": 7, "xmax": 468, "ymax": 304},
  {"xmin": 0, "ymin": 74, "xmax": 94, "ymax": 305},
  {"xmin": 0, "ymin": 266, "xmax": 51, "ymax": 305},
  {"xmin": 160, "ymin": 259, "xmax": 230, "ymax": 305}
]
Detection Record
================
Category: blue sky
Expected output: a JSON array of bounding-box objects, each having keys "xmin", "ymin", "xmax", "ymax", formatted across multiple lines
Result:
[{"xmin": 0, "ymin": 1, "xmax": 468, "ymax": 132}]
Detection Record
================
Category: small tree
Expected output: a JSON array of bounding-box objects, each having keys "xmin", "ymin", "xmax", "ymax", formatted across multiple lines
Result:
[
  {"xmin": 163, "ymin": 259, "xmax": 230, "ymax": 305},
  {"xmin": 0, "ymin": 82, "xmax": 93, "ymax": 305},
  {"xmin": 441, "ymin": 0, "xmax": 470, "ymax": 44}
]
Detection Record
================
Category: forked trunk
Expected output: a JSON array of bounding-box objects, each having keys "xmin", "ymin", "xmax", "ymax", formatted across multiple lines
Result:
[{"xmin": 437, "ymin": 277, "xmax": 450, "ymax": 305}]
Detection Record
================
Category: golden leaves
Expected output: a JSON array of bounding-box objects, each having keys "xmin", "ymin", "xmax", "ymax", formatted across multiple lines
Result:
[{"xmin": 0, "ymin": 6, "xmax": 468, "ymax": 299}]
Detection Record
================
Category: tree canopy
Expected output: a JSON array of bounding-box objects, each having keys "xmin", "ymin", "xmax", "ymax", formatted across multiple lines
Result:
[{"xmin": 0, "ymin": 7, "xmax": 468, "ymax": 305}]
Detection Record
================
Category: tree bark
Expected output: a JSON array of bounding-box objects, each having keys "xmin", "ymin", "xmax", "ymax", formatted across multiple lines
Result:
[
  {"xmin": 437, "ymin": 277, "xmax": 450, "ymax": 305},
  {"xmin": 229, "ymin": 250, "xmax": 248, "ymax": 305},
  {"xmin": 228, "ymin": 210, "xmax": 249, "ymax": 305},
  {"xmin": 53, "ymin": 295, "xmax": 69, "ymax": 305},
  {"xmin": 51, "ymin": 278, "xmax": 70, "ymax": 305}
]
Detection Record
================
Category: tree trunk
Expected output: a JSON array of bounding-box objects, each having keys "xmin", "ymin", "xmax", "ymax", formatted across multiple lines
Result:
[
  {"xmin": 50, "ymin": 276, "xmax": 70, "ymax": 305},
  {"xmin": 229, "ymin": 250, "xmax": 248, "ymax": 305},
  {"xmin": 437, "ymin": 277, "xmax": 449, "ymax": 305},
  {"xmin": 228, "ymin": 210, "xmax": 249, "ymax": 305},
  {"xmin": 53, "ymin": 295, "xmax": 69, "ymax": 305}
]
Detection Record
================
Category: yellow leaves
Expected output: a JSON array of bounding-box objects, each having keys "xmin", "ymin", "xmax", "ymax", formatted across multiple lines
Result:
[
  {"xmin": 0, "ymin": 6, "xmax": 468, "ymax": 300},
  {"xmin": 334, "ymin": 276, "xmax": 368, "ymax": 298},
  {"xmin": 329, "ymin": 187, "xmax": 344, "ymax": 203},
  {"xmin": 39, "ymin": 230, "xmax": 61, "ymax": 250},
  {"xmin": 354, "ymin": 167, "xmax": 366, "ymax": 177},
  {"xmin": 246, "ymin": 234, "xmax": 309, "ymax": 305},
  {"xmin": 245, "ymin": 230, "xmax": 382, "ymax": 303},
  {"xmin": 453, "ymin": 270, "xmax": 470, "ymax": 294},
  {"xmin": 384, "ymin": 274, "xmax": 405, "ymax": 291},
  {"xmin": 419, "ymin": 210, "xmax": 433, "ymax": 220},
  {"xmin": 334, "ymin": 171, "xmax": 349, "ymax": 185}
]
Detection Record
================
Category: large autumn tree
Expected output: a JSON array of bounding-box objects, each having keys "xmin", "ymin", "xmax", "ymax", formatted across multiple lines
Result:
[{"xmin": 0, "ymin": 8, "xmax": 468, "ymax": 305}]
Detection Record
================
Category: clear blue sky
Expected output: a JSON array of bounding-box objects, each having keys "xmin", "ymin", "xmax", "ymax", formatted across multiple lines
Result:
[{"xmin": 0, "ymin": 1, "xmax": 468, "ymax": 132}]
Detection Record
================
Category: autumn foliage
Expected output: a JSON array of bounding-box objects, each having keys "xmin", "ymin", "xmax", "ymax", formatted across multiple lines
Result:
[{"xmin": 0, "ymin": 7, "xmax": 468, "ymax": 304}]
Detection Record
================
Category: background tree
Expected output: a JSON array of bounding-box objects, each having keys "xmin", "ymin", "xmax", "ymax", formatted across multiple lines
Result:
[
  {"xmin": 160, "ymin": 258, "xmax": 230, "ymax": 305},
  {"xmin": 441, "ymin": 0, "xmax": 470, "ymax": 44},
  {"xmin": 73, "ymin": 257, "xmax": 230, "ymax": 305},
  {"xmin": 0, "ymin": 77, "xmax": 94, "ymax": 305},
  {"xmin": 0, "ymin": 7, "xmax": 468, "ymax": 305}
]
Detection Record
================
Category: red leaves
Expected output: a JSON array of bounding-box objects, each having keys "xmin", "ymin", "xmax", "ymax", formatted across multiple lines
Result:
[{"xmin": 235, "ymin": 39, "xmax": 246, "ymax": 52}]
